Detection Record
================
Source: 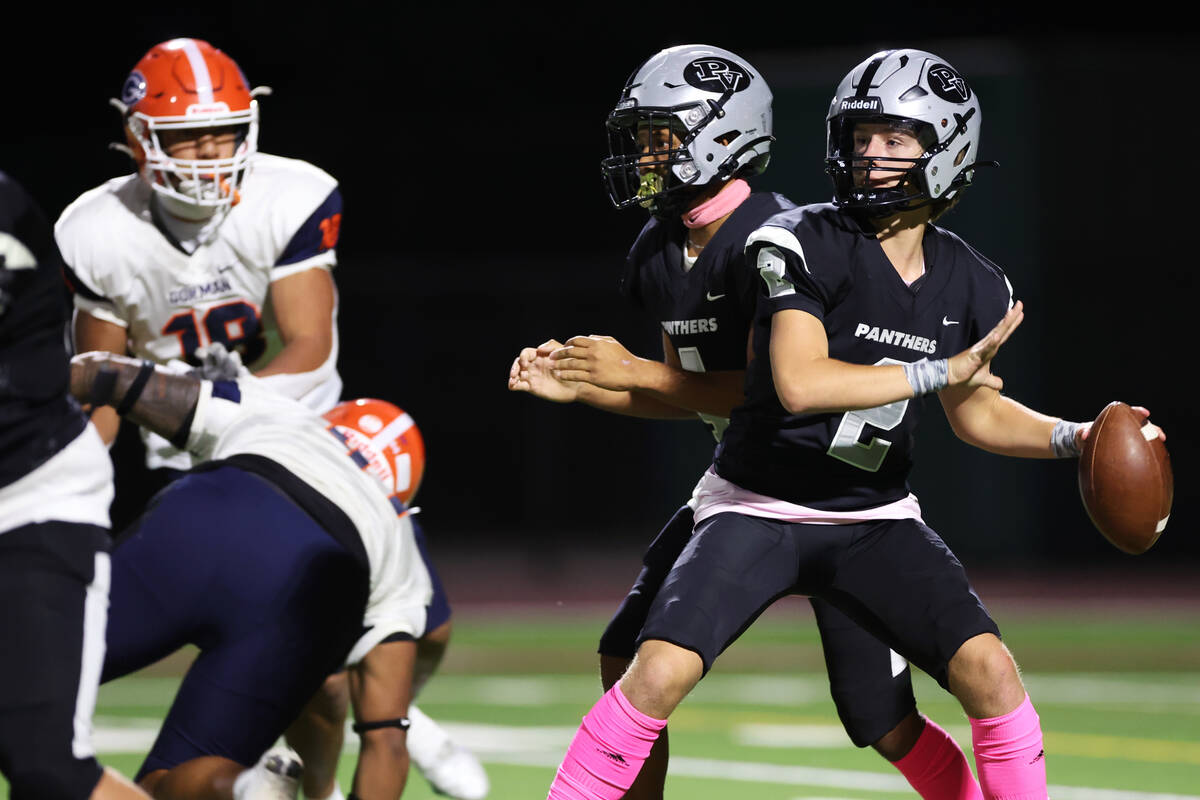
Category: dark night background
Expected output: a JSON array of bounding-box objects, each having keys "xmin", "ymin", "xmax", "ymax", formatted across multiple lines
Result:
[{"xmin": 3, "ymin": 6, "xmax": 1195, "ymax": 589}]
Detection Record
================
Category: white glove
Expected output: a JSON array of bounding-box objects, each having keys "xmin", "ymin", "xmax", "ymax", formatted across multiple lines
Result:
[{"xmin": 189, "ymin": 342, "xmax": 248, "ymax": 382}]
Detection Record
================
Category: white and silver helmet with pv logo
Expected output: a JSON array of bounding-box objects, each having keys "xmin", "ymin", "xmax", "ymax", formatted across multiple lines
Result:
[
  {"xmin": 601, "ymin": 44, "xmax": 774, "ymax": 218},
  {"xmin": 825, "ymin": 48, "xmax": 988, "ymax": 215}
]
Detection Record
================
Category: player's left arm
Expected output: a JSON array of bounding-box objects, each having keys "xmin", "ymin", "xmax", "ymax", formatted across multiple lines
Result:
[
  {"xmin": 549, "ymin": 332, "xmax": 745, "ymax": 418},
  {"xmin": 256, "ymin": 267, "xmax": 336, "ymax": 377},
  {"xmin": 939, "ymin": 383, "xmax": 1069, "ymax": 458},
  {"xmin": 347, "ymin": 639, "xmax": 418, "ymax": 799},
  {"xmin": 938, "ymin": 383, "xmax": 1164, "ymax": 458}
]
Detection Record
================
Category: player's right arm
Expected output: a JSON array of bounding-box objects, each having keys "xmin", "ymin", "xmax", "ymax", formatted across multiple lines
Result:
[
  {"xmin": 508, "ymin": 338, "xmax": 697, "ymax": 419},
  {"xmin": 547, "ymin": 332, "xmax": 747, "ymax": 418},
  {"xmin": 752, "ymin": 229, "xmax": 1023, "ymax": 415},
  {"xmin": 68, "ymin": 352, "xmax": 200, "ymax": 442},
  {"xmin": 73, "ymin": 311, "xmax": 129, "ymax": 444}
]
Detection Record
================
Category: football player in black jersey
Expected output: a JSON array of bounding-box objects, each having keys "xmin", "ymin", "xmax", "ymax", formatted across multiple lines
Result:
[
  {"xmin": 0, "ymin": 172, "xmax": 150, "ymax": 800},
  {"xmin": 513, "ymin": 46, "xmax": 982, "ymax": 800},
  {"xmin": 541, "ymin": 48, "xmax": 1167, "ymax": 800}
]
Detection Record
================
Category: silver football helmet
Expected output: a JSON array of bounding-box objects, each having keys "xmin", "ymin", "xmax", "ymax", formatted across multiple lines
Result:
[
  {"xmin": 825, "ymin": 49, "xmax": 986, "ymax": 215},
  {"xmin": 601, "ymin": 44, "xmax": 774, "ymax": 217}
]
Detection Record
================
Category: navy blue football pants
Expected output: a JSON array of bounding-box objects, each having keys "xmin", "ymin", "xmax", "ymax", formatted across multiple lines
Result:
[
  {"xmin": 150, "ymin": 466, "xmax": 452, "ymax": 632},
  {"xmin": 102, "ymin": 466, "xmax": 369, "ymax": 778}
]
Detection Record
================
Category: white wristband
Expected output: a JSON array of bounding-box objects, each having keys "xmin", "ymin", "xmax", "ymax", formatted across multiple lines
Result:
[
  {"xmin": 902, "ymin": 358, "xmax": 949, "ymax": 396},
  {"xmin": 1051, "ymin": 419, "xmax": 1083, "ymax": 458}
]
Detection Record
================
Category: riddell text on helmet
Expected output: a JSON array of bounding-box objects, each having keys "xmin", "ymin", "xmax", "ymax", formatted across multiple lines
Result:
[{"xmin": 840, "ymin": 98, "xmax": 883, "ymax": 113}]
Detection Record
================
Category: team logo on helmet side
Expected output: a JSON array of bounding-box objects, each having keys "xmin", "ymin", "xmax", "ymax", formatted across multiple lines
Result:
[
  {"xmin": 927, "ymin": 64, "xmax": 971, "ymax": 103},
  {"xmin": 684, "ymin": 57, "xmax": 751, "ymax": 93},
  {"xmin": 121, "ymin": 71, "xmax": 147, "ymax": 106}
]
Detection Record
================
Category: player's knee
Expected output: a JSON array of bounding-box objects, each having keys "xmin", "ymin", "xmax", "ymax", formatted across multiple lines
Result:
[
  {"xmin": 312, "ymin": 671, "xmax": 351, "ymax": 717},
  {"xmin": 950, "ymin": 633, "xmax": 1019, "ymax": 686},
  {"xmin": 358, "ymin": 726, "xmax": 410, "ymax": 772},
  {"xmin": 623, "ymin": 640, "xmax": 702, "ymax": 714},
  {"xmin": 948, "ymin": 633, "xmax": 1026, "ymax": 716}
]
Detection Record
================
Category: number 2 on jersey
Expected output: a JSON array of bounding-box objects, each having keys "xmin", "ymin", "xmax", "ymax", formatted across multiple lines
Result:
[
  {"xmin": 162, "ymin": 300, "xmax": 266, "ymax": 365},
  {"xmin": 827, "ymin": 358, "xmax": 911, "ymax": 472}
]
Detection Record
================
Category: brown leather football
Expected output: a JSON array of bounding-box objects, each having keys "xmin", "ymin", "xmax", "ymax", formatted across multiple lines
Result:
[{"xmin": 1078, "ymin": 401, "xmax": 1173, "ymax": 555}]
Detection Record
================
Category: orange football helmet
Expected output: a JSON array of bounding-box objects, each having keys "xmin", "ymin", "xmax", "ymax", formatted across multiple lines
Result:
[
  {"xmin": 323, "ymin": 398, "xmax": 426, "ymax": 508},
  {"xmin": 115, "ymin": 38, "xmax": 263, "ymax": 210}
]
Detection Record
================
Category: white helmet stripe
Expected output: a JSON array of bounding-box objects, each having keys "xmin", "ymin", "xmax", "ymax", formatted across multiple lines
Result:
[
  {"xmin": 370, "ymin": 412, "xmax": 414, "ymax": 453},
  {"xmin": 177, "ymin": 38, "xmax": 214, "ymax": 105}
]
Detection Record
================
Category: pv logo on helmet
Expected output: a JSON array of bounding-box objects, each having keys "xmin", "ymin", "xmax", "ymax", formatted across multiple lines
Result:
[
  {"xmin": 927, "ymin": 64, "xmax": 971, "ymax": 103},
  {"xmin": 685, "ymin": 57, "xmax": 750, "ymax": 93}
]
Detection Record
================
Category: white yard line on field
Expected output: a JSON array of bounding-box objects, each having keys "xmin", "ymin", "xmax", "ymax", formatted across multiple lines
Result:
[{"xmin": 92, "ymin": 719, "xmax": 1200, "ymax": 800}]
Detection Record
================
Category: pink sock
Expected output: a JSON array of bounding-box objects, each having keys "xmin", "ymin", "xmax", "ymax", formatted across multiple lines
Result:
[
  {"xmin": 970, "ymin": 694, "xmax": 1047, "ymax": 800},
  {"xmin": 893, "ymin": 716, "xmax": 983, "ymax": 800},
  {"xmin": 547, "ymin": 684, "xmax": 668, "ymax": 800}
]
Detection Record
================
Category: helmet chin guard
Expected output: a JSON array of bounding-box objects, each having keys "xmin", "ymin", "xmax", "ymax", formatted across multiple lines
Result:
[
  {"xmin": 825, "ymin": 49, "xmax": 986, "ymax": 216},
  {"xmin": 601, "ymin": 44, "xmax": 774, "ymax": 218}
]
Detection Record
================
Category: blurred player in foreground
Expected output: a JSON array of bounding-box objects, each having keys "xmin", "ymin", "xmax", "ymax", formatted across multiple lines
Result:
[
  {"xmin": 512, "ymin": 44, "xmax": 981, "ymax": 799},
  {"xmin": 55, "ymin": 37, "xmax": 483, "ymax": 799},
  {"xmin": 70, "ymin": 347, "xmax": 435, "ymax": 799},
  {"xmin": 0, "ymin": 171, "xmax": 149, "ymax": 798},
  {"xmin": 541, "ymin": 48, "xmax": 1165, "ymax": 800}
]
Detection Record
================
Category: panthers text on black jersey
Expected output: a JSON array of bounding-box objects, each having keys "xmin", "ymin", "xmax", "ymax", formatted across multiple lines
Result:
[
  {"xmin": 0, "ymin": 172, "xmax": 87, "ymax": 489},
  {"xmin": 714, "ymin": 203, "xmax": 1013, "ymax": 510},
  {"xmin": 619, "ymin": 192, "xmax": 796, "ymax": 440}
]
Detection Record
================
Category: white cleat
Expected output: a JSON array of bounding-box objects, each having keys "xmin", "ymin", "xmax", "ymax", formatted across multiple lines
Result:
[
  {"xmin": 407, "ymin": 704, "xmax": 489, "ymax": 799},
  {"xmin": 234, "ymin": 745, "xmax": 304, "ymax": 800}
]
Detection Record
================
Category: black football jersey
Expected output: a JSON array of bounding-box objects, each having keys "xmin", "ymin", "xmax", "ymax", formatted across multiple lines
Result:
[
  {"xmin": 619, "ymin": 191, "xmax": 796, "ymax": 440},
  {"xmin": 0, "ymin": 172, "xmax": 87, "ymax": 489},
  {"xmin": 714, "ymin": 203, "xmax": 1013, "ymax": 510}
]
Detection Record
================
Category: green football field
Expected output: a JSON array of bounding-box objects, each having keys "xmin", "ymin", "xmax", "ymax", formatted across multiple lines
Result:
[{"xmin": 55, "ymin": 597, "xmax": 1200, "ymax": 799}]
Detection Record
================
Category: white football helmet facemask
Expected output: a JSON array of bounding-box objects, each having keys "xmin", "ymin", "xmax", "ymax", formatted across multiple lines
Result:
[{"xmin": 601, "ymin": 44, "xmax": 774, "ymax": 218}]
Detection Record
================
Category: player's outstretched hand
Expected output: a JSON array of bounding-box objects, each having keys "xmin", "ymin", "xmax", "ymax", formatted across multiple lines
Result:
[
  {"xmin": 549, "ymin": 335, "xmax": 643, "ymax": 391},
  {"xmin": 508, "ymin": 340, "xmax": 580, "ymax": 403},
  {"xmin": 947, "ymin": 300, "xmax": 1024, "ymax": 391}
]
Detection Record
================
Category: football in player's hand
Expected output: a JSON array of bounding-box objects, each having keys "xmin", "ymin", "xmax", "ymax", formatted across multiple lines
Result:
[{"xmin": 1078, "ymin": 401, "xmax": 1172, "ymax": 555}]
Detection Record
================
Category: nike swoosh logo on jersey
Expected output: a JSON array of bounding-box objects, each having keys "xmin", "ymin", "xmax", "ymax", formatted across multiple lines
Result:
[
  {"xmin": 217, "ymin": 265, "xmax": 234, "ymax": 273},
  {"xmin": 706, "ymin": 292, "xmax": 726, "ymax": 301},
  {"xmin": 942, "ymin": 316, "xmax": 959, "ymax": 326}
]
